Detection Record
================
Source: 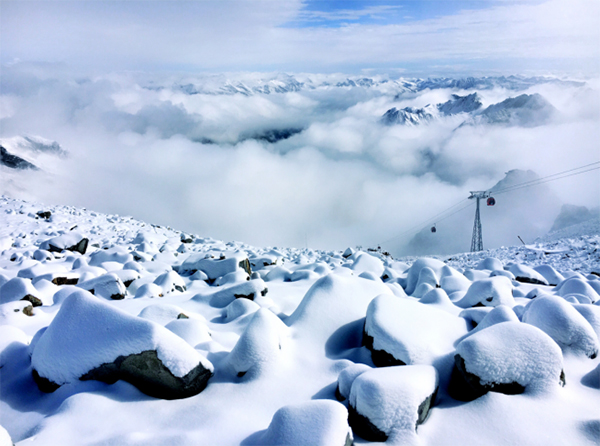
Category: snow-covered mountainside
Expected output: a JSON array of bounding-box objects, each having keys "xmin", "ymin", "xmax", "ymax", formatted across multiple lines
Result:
[
  {"xmin": 1, "ymin": 195, "xmax": 598, "ymax": 445},
  {"xmin": 382, "ymin": 93, "xmax": 555, "ymax": 127}
]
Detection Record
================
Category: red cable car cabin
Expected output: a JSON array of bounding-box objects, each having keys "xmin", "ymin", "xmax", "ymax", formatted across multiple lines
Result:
[{"xmin": 487, "ymin": 197, "xmax": 496, "ymax": 206}]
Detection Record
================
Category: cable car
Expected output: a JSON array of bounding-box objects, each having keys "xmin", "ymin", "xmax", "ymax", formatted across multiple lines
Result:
[
  {"xmin": 487, "ymin": 197, "xmax": 496, "ymax": 206},
  {"xmin": 431, "ymin": 224, "xmax": 437, "ymax": 233}
]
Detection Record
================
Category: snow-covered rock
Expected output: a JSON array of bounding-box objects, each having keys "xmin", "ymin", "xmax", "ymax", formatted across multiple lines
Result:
[
  {"xmin": 509, "ymin": 264, "xmax": 549, "ymax": 285},
  {"xmin": 555, "ymin": 278, "xmax": 599, "ymax": 303},
  {"xmin": 455, "ymin": 276, "xmax": 514, "ymax": 308},
  {"xmin": 226, "ymin": 308, "xmax": 287, "ymax": 378},
  {"xmin": 335, "ymin": 363, "xmax": 371, "ymax": 402},
  {"xmin": 32, "ymin": 291, "xmax": 213, "ymax": 398},
  {"xmin": 364, "ymin": 294, "xmax": 468, "ymax": 366},
  {"xmin": 404, "ymin": 258, "xmax": 446, "ymax": 295},
  {"xmin": 0, "ymin": 277, "xmax": 43, "ymax": 306},
  {"xmin": 287, "ymin": 273, "xmax": 392, "ymax": 344},
  {"xmin": 247, "ymin": 400, "xmax": 352, "ymax": 446},
  {"xmin": 522, "ymin": 295, "xmax": 599, "ymax": 358},
  {"xmin": 77, "ymin": 273, "xmax": 127, "ymax": 300},
  {"xmin": 207, "ymin": 278, "xmax": 268, "ymax": 308},
  {"xmin": 348, "ymin": 365, "xmax": 438, "ymax": 440},
  {"xmin": 450, "ymin": 321, "xmax": 564, "ymax": 401},
  {"xmin": 179, "ymin": 251, "xmax": 251, "ymax": 280},
  {"xmin": 39, "ymin": 232, "xmax": 88, "ymax": 254}
]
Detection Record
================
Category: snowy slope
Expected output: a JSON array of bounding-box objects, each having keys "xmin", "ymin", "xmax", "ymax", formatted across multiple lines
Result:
[{"xmin": 0, "ymin": 195, "xmax": 598, "ymax": 445}]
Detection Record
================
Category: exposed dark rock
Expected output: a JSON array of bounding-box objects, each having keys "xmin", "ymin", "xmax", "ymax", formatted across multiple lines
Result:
[
  {"xmin": 448, "ymin": 354, "xmax": 526, "ymax": 402},
  {"xmin": 78, "ymin": 349, "xmax": 213, "ymax": 400},
  {"xmin": 48, "ymin": 237, "xmax": 89, "ymax": 255},
  {"xmin": 348, "ymin": 404, "xmax": 388, "ymax": 442},
  {"xmin": 23, "ymin": 305, "xmax": 34, "ymax": 316},
  {"xmin": 514, "ymin": 276, "xmax": 547, "ymax": 285},
  {"xmin": 362, "ymin": 328, "xmax": 406, "ymax": 367},
  {"xmin": 32, "ymin": 369, "xmax": 61, "ymax": 392},
  {"xmin": 0, "ymin": 145, "xmax": 38, "ymax": 170},
  {"xmin": 239, "ymin": 259, "xmax": 252, "ymax": 276},
  {"xmin": 21, "ymin": 294, "xmax": 42, "ymax": 307},
  {"xmin": 51, "ymin": 277, "xmax": 79, "ymax": 286},
  {"xmin": 36, "ymin": 211, "xmax": 52, "ymax": 220},
  {"xmin": 417, "ymin": 388, "xmax": 438, "ymax": 428}
]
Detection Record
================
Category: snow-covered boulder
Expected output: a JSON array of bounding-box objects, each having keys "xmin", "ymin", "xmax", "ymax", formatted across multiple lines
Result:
[
  {"xmin": 165, "ymin": 318, "xmax": 211, "ymax": 347},
  {"xmin": 179, "ymin": 252, "xmax": 251, "ymax": 280},
  {"xmin": 223, "ymin": 297, "xmax": 260, "ymax": 322},
  {"xmin": 455, "ymin": 276, "xmax": 514, "ymax": 308},
  {"xmin": 555, "ymin": 278, "xmax": 599, "ymax": 303},
  {"xmin": 134, "ymin": 282, "xmax": 164, "ymax": 299},
  {"xmin": 475, "ymin": 257, "xmax": 503, "ymax": 271},
  {"xmin": 88, "ymin": 247, "xmax": 134, "ymax": 266},
  {"xmin": 450, "ymin": 322, "xmax": 564, "ymax": 401},
  {"xmin": 364, "ymin": 294, "xmax": 468, "ymax": 367},
  {"xmin": 248, "ymin": 400, "xmax": 352, "ymax": 446},
  {"xmin": 573, "ymin": 304, "xmax": 600, "ymax": 339},
  {"xmin": 404, "ymin": 258, "xmax": 445, "ymax": 295},
  {"xmin": 0, "ymin": 277, "xmax": 43, "ymax": 306},
  {"xmin": 226, "ymin": 308, "xmax": 287, "ymax": 378},
  {"xmin": 335, "ymin": 363, "xmax": 371, "ymax": 401},
  {"xmin": 439, "ymin": 266, "xmax": 471, "ymax": 295},
  {"xmin": 31, "ymin": 291, "xmax": 213, "ymax": 399},
  {"xmin": 208, "ymin": 278, "xmax": 268, "ymax": 308},
  {"xmin": 522, "ymin": 296, "xmax": 599, "ymax": 358},
  {"xmin": 533, "ymin": 265, "xmax": 565, "ymax": 286},
  {"xmin": 463, "ymin": 305, "xmax": 520, "ymax": 338},
  {"xmin": 350, "ymin": 252, "xmax": 384, "ymax": 277},
  {"xmin": 40, "ymin": 232, "xmax": 88, "ymax": 254},
  {"xmin": 77, "ymin": 273, "xmax": 127, "ymax": 300},
  {"xmin": 509, "ymin": 264, "xmax": 549, "ymax": 285},
  {"xmin": 138, "ymin": 303, "xmax": 192, "ymax": 325},
  {"xmin": 287, "ymin": 274, "xmax": 392, "ymax": 344},
  {"xmin": 348, "ymin": 365, "xmax": 438, "ymax": 441},
  {"xmin": 153, "ymin": 270, "xmax": 186, "ymax": 294},
  {"xmin": 264, "ymin": 266, "xmax": 292, "ymax": 282}
]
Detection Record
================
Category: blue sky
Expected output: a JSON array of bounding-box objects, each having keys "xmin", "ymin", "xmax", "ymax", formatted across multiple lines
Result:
[
  {"xmin": 0, "ymin": 0, "xmax": 597, "ymax": 76},
  {"xmin": 291, "ymin": 0, "xmax": 509, "ymax": 27}
]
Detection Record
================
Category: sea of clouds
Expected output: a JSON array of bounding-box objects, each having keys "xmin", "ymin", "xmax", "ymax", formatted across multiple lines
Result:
[{"xmin": 1, "ymin": 63, "xmax": 598, "ymax": 255}]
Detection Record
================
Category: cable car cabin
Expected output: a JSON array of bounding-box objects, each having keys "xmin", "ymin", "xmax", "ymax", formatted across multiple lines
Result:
[
  {"xmin": 431, "ymin": 226, "xmax": 437, "ymax": 233},
  {"xmin": 487, "ymin": 197, "xmax": 496, "ymax": 206}
]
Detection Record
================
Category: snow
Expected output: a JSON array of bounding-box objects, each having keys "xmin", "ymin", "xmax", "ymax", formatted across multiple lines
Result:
[
  {"xmin": 456, "ymin": 321, "xmax": 564, "ymax": 391},
  {"xmin": 31, "ymin": 290, "xmax": 213, "ymax": 384},
  {"xmin": 0, "ymin": 194, "xmax": 599, "ymax": 445}
]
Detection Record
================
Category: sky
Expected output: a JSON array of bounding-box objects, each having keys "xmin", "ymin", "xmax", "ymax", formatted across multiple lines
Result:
[
  {"xmin": 1, "ymin": 0, "xmax": 598, "ymax": 75},
  {"xmin": 0, "ymin": 0, "xmax": 599, "ymax": 255}
]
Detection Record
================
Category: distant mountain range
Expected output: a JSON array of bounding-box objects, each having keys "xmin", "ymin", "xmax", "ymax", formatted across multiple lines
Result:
[
  {"xmin": 381, "ymin": 93, "xmax": 557, "ymax": 127},
  {"xmin": 144, "ymin": 74, "xmax": 583, "ymax": 97}
]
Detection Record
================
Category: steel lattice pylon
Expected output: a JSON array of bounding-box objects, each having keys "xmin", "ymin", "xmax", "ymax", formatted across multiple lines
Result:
[{"xmin": 469, "ymin": 191, "xmax": 491, "ymax": 252}]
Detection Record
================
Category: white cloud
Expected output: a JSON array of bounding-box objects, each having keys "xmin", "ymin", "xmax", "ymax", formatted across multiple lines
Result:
[{"xmin": 0, "ymin": 0, "xmax": 597, "ymax": 74}]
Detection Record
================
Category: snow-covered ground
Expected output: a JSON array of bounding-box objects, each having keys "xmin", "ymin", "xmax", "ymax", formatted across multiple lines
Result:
[{"xmin": 0, "ymin": 195, "xmax": 599, "ymax": 445}]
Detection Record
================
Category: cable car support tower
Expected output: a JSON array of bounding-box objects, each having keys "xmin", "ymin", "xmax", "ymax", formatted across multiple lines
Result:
[{"xmin": 469, "ymin": 191, "xmax": 493, "ymax": 252}]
